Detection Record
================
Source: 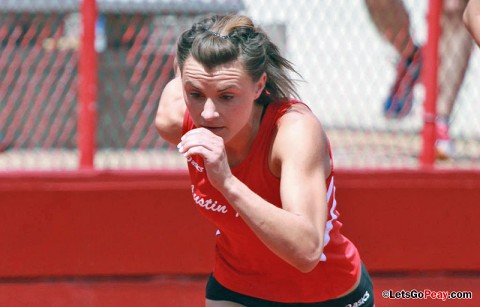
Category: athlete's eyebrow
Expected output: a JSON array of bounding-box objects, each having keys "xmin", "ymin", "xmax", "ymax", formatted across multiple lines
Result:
[
  {"xmin": 184, "ymin": 80, "xmax": 200, "ymax": 89},
  {"xmin": 184, "ymin": 81, "xmax": 238, "ymax": 92},
  {"xmin": 217, "ymin": 84, "xmax": 239, "ymax": 92}
]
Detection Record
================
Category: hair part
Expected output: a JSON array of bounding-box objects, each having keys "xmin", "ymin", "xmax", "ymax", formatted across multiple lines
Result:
[{"xmin": 176, "ymin": 14, "xmax": 302, "ymax": 105}]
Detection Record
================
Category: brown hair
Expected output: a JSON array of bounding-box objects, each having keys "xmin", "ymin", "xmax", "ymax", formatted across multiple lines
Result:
[{"xmin": 176, "ymin": 15, "xmax": 301, "ymax": 105}]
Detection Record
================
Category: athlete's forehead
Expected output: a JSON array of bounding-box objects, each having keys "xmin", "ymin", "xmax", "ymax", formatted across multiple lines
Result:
[{"xmin": 182, "ymin": 57, "xmax": 253, "ymax": 87}]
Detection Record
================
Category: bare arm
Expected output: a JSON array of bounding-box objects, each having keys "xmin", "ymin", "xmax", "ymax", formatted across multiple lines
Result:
[
  {"xmin": 155, "ymin": 76, "xmax": 186, "ymax": 145},
  {"xmin": 180, "ymin": 105, "xmax": 330, "ymax": 272},
  {"xmin": 464, "ymin": 0, "xmax": 480, "ymax": 46},
  {"xmin": 226, "ymin": 106, "xmax": 329, "ymax": 272}
]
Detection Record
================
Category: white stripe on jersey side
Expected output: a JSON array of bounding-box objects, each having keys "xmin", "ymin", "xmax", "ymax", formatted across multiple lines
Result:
[
  {"xmin": 320, "ymin": 177, "xmax": 338, "ymax": 261},
  {"xmin": 215, "ymin": 179, "xmax": 338, "ymax": 261}
]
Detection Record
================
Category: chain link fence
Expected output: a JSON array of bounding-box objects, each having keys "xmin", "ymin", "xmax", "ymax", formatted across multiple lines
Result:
[{"xmin": 1, "ymin": 0, "xmax": 479, "ymax": 170}]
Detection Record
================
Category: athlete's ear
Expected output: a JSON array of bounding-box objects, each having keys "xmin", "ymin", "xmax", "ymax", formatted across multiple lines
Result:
[{"xmin": 254, "ymin": 72, "xmax": 267, "ymax": 100}]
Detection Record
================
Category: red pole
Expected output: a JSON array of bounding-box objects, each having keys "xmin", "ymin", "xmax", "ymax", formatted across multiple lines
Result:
[
  {"xmin": 78, "ymin": 0, "xmax": 97, "ymax": 169},
  {"xmin": 420, "ymin": 0, "xmax": 442, "ymax": 167}
]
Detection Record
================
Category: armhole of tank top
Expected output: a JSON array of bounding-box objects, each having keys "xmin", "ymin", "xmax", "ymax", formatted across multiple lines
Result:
[
  {"xmin": 182, "ymin": 108, "xmax": 193, "ymax": 135},
  {"xmin": 267, "ymin": 101, "xmax": 299, "ymax": 180},
  {"xmin": 326, "ymin": 137, "xmax": 334, "ymax": 178}
]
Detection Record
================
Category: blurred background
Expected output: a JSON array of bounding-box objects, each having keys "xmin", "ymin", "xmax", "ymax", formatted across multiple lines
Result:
[{"xmin": 1, "ymin": 0, "xmax": 478, "ymax": 170}]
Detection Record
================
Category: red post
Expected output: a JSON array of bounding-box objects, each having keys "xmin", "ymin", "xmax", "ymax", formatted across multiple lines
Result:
[
  {"xmin": 78, "ymin": 0, "xmax": 97, "ymax": 169},
  {"xmin": 420, "ymin": 0, "xmax": 442, "ymax": 167}
]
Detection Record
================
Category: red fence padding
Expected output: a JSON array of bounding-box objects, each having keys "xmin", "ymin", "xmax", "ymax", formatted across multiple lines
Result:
[
  {"xmin": 0, "ymin": 170, "xmax": 215, "ymax": 277},
  {"xmin": 0, "ymin": 170, "xmax": 479, "ymax": 278},
  {"xmin": 335, "ymin": 169, "xmax": 480, "ymax": 271}
]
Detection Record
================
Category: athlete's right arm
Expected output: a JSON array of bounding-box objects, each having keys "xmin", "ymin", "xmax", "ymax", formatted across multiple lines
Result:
[{"xmin": 155, "ymin": 77, "xmax": 186, "ymax": 145}]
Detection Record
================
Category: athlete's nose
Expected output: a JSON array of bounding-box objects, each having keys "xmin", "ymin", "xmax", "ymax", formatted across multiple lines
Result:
[{"xmin": 201, "ymin": 98, "xmax": 220, "ymax": 121}]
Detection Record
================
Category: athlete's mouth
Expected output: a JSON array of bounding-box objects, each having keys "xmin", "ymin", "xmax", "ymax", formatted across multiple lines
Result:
[{"xmin": 202, "ymin": 126, "xmax": 224, "ymax": 132}]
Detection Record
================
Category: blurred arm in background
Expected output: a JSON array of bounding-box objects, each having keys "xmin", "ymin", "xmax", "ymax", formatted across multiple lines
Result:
[
  {"xmin": 464, "ymin": 0, "xmax": 480, "ymax": 45},
  {"xmin": 155, "ymin": 57, "xmax": 186, "ymax": 145}
]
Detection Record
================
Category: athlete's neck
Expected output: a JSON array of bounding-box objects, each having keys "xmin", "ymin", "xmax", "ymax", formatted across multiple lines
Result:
[{"xmin": 226, "ymin": 103, "xmax": 265, "ymax": 168}]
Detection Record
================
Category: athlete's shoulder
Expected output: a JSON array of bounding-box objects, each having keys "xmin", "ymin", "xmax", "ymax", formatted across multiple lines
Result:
[
  {"xmin": 271, "ymin": 100, "xmax": 331, "ymax": 177},
  {"xmin": 276, "ymin": 100, "xmax": 324, "ymax": 137}
]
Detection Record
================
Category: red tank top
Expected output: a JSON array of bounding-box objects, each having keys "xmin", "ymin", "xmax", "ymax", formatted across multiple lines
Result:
[{"xmin": 183, "ymin": 100, "xmax": 361, "ymax": 303}]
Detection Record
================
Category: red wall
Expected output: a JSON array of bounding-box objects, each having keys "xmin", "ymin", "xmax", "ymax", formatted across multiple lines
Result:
[
  {"xmin": 0, "ymin": 169, "xmax": 479, "ymax": 278},
  {"xmin": 336, "ymin": 170, "xmax": 480, "ymax": 272}
]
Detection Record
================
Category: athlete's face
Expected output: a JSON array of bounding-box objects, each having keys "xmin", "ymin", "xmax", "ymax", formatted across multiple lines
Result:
[{"xmin": 181, "ymin": 57, "xmax": 266, "ymax": 146}]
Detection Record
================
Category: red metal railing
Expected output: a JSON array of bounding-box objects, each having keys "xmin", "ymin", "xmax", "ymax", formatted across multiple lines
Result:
[
  {"xmin": 78, "ymin": 0, "xmax": 98, "ymax": 168},
  {"xmin": 420, "ymin": 0, "xmax": 442, "ymax": 168}
]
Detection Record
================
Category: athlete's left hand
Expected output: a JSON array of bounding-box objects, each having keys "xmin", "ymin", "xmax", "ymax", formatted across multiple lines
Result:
[{"xmin": 178, "ymin": 128, "xmax": 232, "ymax": 191}]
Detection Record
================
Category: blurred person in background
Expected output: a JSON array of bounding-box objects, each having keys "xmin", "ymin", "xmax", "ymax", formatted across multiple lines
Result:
[
  {"xmin": 464, "ymin": 0, "xmax": 480, "ymax": 45},
  {"xmin": 365, "ymin": 0, "xmax": 473, "ymax": 160},
  {"xmin": 156, "ymin": 14, "xmax": 374, "ymax": 307}
]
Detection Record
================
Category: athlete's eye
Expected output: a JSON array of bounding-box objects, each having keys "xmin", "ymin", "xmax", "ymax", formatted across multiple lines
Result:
[
  {"xmin": 221, "ymin": 94, "xmax": 234, "ymax": 101},
  {"xmin": 188, "ymin": 92, "xmax": 203, "ymax": 99}
]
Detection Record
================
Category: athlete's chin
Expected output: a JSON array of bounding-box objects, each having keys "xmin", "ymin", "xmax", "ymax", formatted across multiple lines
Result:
[
  {"xmin": 204, "ymin": 127, "xmax": 225, "ymax": 134},
  {"xmin": 200, "ymin": 126, "xmax": 233, "ymax": 143}
]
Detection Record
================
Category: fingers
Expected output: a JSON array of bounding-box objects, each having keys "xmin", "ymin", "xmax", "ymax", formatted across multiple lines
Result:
[
  {"xmin": 180, "ymin": 128, "xmax": 232, "ymax": 190},
  {"xmin": 178, "ymin": 128, "xmax": 224, "ymax": 159},
  {"xmin": 180, "ymin": 143, "xmax": 213, "ymax": 160}
]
